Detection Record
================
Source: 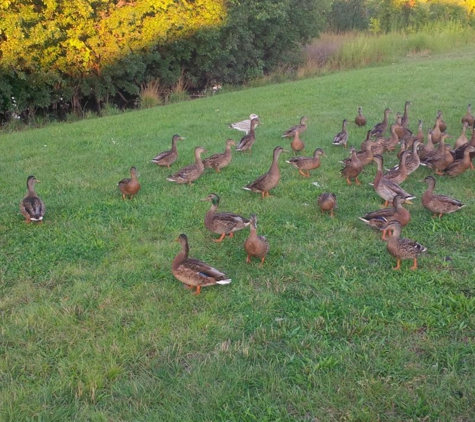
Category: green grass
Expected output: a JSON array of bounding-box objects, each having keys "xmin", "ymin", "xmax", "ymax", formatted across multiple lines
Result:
[{"xmin": 2, "ymin": 46, "xmax": 475, "ymax": 421}]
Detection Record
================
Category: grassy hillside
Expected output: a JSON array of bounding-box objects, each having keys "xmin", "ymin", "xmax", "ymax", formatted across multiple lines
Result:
[{"xmin": 1, "ymin": 47, "xmax": 475, "ymax": 421}]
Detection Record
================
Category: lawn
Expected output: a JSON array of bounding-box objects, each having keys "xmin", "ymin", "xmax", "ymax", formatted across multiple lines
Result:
[{"xmin": 1, "ymin": 46, "xmax": 475, "ymax": 421}]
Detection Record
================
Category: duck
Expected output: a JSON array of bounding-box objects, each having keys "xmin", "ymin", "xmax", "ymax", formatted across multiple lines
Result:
[
  {"xmin": 229, "ymin": 113, "xmax": 259, "ymax": 134},
  {"xmin": 341, "ymin": 139, "xmax": 374, "ymax": 167},
  {"xmin": 385, "ymin": 221, "xmax": 427, "ymax": 271},
  {"xmin": 417, "ymin": 129, "xmax": 435, "ymax": 160},
  {"xmin": 118, "ymin": 166, "xmax": 141, "ymax": 200},
  {"xmin": 401, "ymin": 101, "xmax": 411, "ymax": 128},
  {"xmin": 383, "ymin": 150, "xmax": 411, "ymax": 185},
  {"xmin": 443, "ymin": 146, "xmax": 475, "ymax": 177},
  {"xmin": 289, "ymin": 129, "xmax": 305, "ymax": 154},
  {"xmin": 421, "ymin": 134, "xmax": 453, "ymax": 174},
  {"xmin": 431, "ymin": 111, "xmax": 445, "ymax": 142},
  {"xmin": 422, "ymin": 175, "xmax": 465, "ymax": 218},
  {"xmin": 452, "ymin": 124, "xmax": 475, "ymax": 167},
  {"xmin": 394, "ymin": 113, "xmax": 413, "ymax": 141},
  {"xmin": 359, "ymin": 195, "xmax": 411, "ymax": 240},
  {"xmin": 243, "ymin": 146, "xmax": 284, "ymax": 198},
  {"xmin": 282, "ymin": 116, "xmax": 308, "ymax": 138},
  {"xmin": 461, "ymin": 104, "xmax": 474, "ymax": 127},
  {"xmin": 381, "ymin": 124, "xmax": 400, "ymax": 152},
  {"xmin": 202, "ymin": 193, "xmax": 250, "ymax": 242},
  {"xmin": 244, "ymin": 214, "xmax": 270, "ymax": 266},
  {"xmin": 286, "ymin": 147, "xmax": 324, "ymax": 177},
  {"xmin": 317, "ymin": 192, "xmax": 337, "ymax": 218},
  {"xmin": 454, "ymin": 122, "xmax": 469, "ymax": 149},
  {"xmin": 332, "ymin": 119, "xmax": 349, "ymax": 148},
  {"xmin": 404, "ymin": 119, "xmax": 424, "ymax": 150},
  {"xmin": 20, "ymin": 175, "xmax": 45, "ymax": 223},
  {"xmin": 172, "ymin": 234, "xmax": 231, "ymax": 295},
  {"xmin": 166, "ymin": 146, "xmax": 207, "ymax": 185},
  {"xmin": 372, "ymin": 155, "xmax": 416, "ymax": 206},
  {"xmin": 355, "ymin": 106, "xmax": 367, "ymax": 127},
  {"xmin": 203, "ymin": 139, "xmax": 235, "ymax": 172},
  {"xmin": 370, "ymin": 108, "xmax": 391, "ymax": 137},
  {"xmin": 403, "ymin": 140, "xmax": 422, "ymax": 175},
  {"xmin": 151, "ymin": 134, "xmax": 185, "ymax": 168},
  {"xmin": 340, "ymin": 146, "xmax": 363, "ymax": 185},
  {"xmin": 236, "ymin": 118, "xmax": 259, "ymax": 153}
]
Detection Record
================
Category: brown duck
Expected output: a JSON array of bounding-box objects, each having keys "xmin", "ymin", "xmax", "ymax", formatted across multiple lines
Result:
[
  {"xmin": 20, "ymin": 175, "xmax": 45, "ymax": 223},
  {"xmin": 359, "ymin": 195, "xmax": 411, "ymax": 240},
  {"xmin": 290, "ymin": 129, "xmax": 305, "ymax": 154},
  {"xmin": 421, "ymin": 134, "xmax": 453, "ymax": 174},
  {"xmin": 461, "ymin": 103, "xmax": 474, "ymax": 127},
  {"xmin": 422, "ymin": 175, "xmax": 465, "ymax": 218},
  {"xmin": 443, "ymin": 145, "xmax": 475, "ymax": 177},
  {"xmin": 203, "ymin": 139, "xmax": 235, "ymax": 172},
  {"xmin": 370, "ymin": 108, "xmax": 391, "ymax": 137},
  {"xmin": 243, "ymin": 146, "xmax": 284, "ymax": 198},
  {"xmin": 332, "ymin": 119, "xmax": 349, "ymax": 148},
  {"xmin": 340, "ymin": 147, "xmax": 363, "ymax": 185},
  {"xmin": 236, "ymin": 118, "xmax": 259, "ymax": 153},
  {"xmin": 282, "ymin": 116, "xmax": 308, "ymax": 138},
  {"xmin": 172, "ymin": 234, "xmax": 231, "ymax": 295},
  {"xmin": 286, "ymin": 147, "xmax": 324, "ymax": 177},
  {"xmin": 384, "ymin": 150, "xmax": 412, "ymax": 185},
  {"xmin": 166, "ymin": 146, "xmax": 207, "ymax": 185},
  {"xmin": 454, "ymin": 122, "xmax": 469, "ymax": 150},
  {"xmin": 118, "ymin": 166, "xmax": 141, "ymax": 200},
  {"xmin": 317, "ymin": 192, "xmax": 337, "ymax": 218},
  {"xmin": 385, "ymin": 221, "xmax": 427, "ymax": 271},
  {"xmin": 151, "ymin": 134, "xmax": 185, "ymax": 168},
  {"xmin": 401, "ymin": 101, "xmax": 411, "ymax": 128},
  {"xmin": 372, "ymin": 155, "xmax": 415, "ymax": 206},
  {"xmin": 202, "ymin": 193, "xmax": 250, "ymax": 242},
  {"xmin": 355, "ymin": 106, "xmax": 367, "ymax": 127},
  {"xmin": 244, "ymin": 214, "xmax": 270, "ymax": 266}
]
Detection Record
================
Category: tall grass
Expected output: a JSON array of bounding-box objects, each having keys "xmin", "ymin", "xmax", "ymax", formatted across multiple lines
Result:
[{"xmin": 301, "ymin": 21, "xmax": 475, "ymax": 77}]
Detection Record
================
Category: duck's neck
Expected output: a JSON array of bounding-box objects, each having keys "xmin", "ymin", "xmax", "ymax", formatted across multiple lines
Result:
[
  {"xmin": 269, "ymin": 151, "xmax": 281, "ymax": 173},
  {"xmin": 171, "ymin": 138, "xmax": 178, "ymax": 152},
  {"xmin": 172, "ymin": 243, "xmax": 188, "ymax": 270},
  {"xmin": 195, "ymin": 150, "xmax": 204, "ymax": 169},
  {"xmin": 373, "ymin": 160, "xmax": 383, "ymax": 187},
  {"xmin": 205, "ymin": 203, "xmax": 218, "ymax": 222},
  {"xmin": 26, "ymin": 182, "xmax": 37, "ymax": 197}
]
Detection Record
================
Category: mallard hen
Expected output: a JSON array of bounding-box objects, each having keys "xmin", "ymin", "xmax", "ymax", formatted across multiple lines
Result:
[
  {"xmin": 340, "ymin": 147, "xmax": 363, "ymax": 185},
  {"xmin": 370, "ymin": 108, "xmax": 391, "ymax": 137},
  {"xmin": 236, "ymin": 118, "xmax": 259, "ymax": 153},
  {"xmin": 422, "ymin": 175, "xmax": 465, "ymax": 218},
  {"xmin": 166, "ymin": 146, "xmax": 207, "ymax": 185},
  {"xmin": 289, "ymin": 129, "xmax": 305, "ymax": 154},
  {"xmin": 286, "ymin": 147, "xmax": 324, "ymax": 177},
  {"xmin": 443, "ymin": 145, "xmax": 475, "ymax": 177},
  {"xmin": 317, "ymin": 192, "xmax": 337, "ymax": 218},
  {"xmin": 203, "ymin": 139, "xmax": 235, "ymax": 172},
  {"xmin": 118, "ymin": 166, "xmax": 141, "ymax": 200},
  {"xmin": 385, "ymin": 221, "xmax": 427, "ymax": 271},
  {"xmin": 332, "ymin": 119, "xmax": 349, "ymax": 148},
  {"xmin": 355, "ymin": 106, "xmax": 367, "ymax": 127},
  {"xmin": 20, "ymin": 175, "xmax": 45, "ymax": 223},
  {"xmin": 172, "ymin": 234, "xmax": 231, "ymax": 295},
  {"xmin": 372, "ymin": 155, "xmax": 415, "ymax": 206},
  {"xmin": 202, "ymin": 193, "xmax": 250, "ymax": 242},
  {"xmin": 359, "ymin": 195, "xmax": 411, "ymax": 240},
  {"xmin": 243, "ymin": 146, "xmax": 284, "ymax": 198},
  {"xmin": 244, "ymin": 214, "xmax": 270, "ymax": 266},
  {"xmin": 151, "ymin": 134, "xmax": 185, "ymax": 168},
  {"xmin": 461, "ymin": 104, "xmax": 474, "ymax": 127},
  {"xmin": 282, "ymin": 116, "xmax": 308, "ymax": 138}
]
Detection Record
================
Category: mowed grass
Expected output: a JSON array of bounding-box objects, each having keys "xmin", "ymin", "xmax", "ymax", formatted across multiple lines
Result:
[{"xmin": 2, "ymin": 47, "xmax": 475, "ymax": 421}]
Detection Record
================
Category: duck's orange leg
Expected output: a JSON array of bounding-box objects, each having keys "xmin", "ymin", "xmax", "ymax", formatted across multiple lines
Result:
[
  {"xmin": 410, "ymin": 259, "xmax": 418, "ymax": 271},
  {"xmin": 259, "ymin": 257, "xmax": 266, "ymax": 267},
  {"xmin": 298, "ymin": 169, "xmax": 307, "ymax": 177},
  {"xmin": 346, "ymin": 178, "xmax": 352, "ymax": 185},
  {"xmin": 246, "ymin": 255, "xmax": 251, "ymax": 263},
  {"xmin": 355, "ymin": 177, "xmax": 361, "ymax": 185},
  {"xmin": 330, "ymin": 208, "xmax": 334, "ymax": 218},
  {"xmin": 214, "ymin": 233, "xmax": 226, "ymax": 242},
  {"xmin": 193, "ymin": 286, "xmax": 202, "ymax": 295},
  {"xmin": 392, "ymin": 259, "xmax": 401, "ymax": 270},
  {"xmin": 228, "ymin": 232, "xmax": 234, "ymax": 238}
]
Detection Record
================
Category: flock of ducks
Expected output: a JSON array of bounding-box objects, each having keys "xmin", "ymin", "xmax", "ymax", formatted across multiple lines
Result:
[{"xmin": 20, "ymin": 103, "xmax": 474, "ymax": 293}]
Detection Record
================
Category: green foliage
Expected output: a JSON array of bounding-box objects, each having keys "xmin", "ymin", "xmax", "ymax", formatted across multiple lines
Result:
[{"xmin": 0, "ymin": 0, "xmax": 330, "ymax": 119}]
